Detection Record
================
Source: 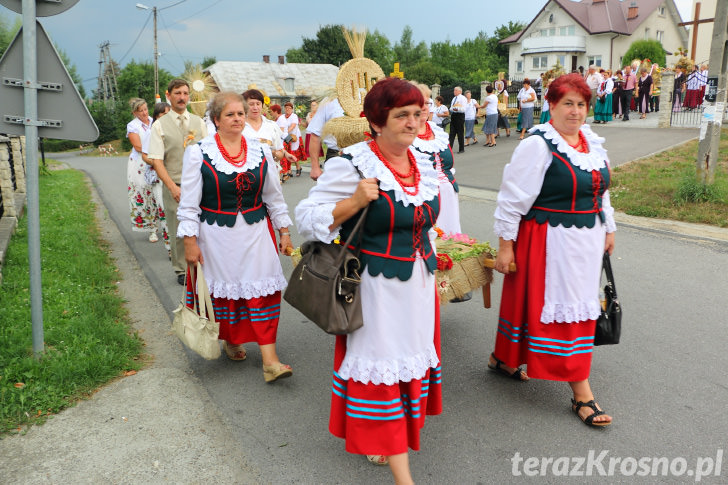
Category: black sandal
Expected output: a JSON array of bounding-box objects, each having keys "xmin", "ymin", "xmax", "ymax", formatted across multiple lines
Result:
[
  {"xmin": 488, "ymin": 353, "xmax": 527, "ymax": 381},
  {"xmin": 571, "ymin": 399, "xmax": 611, "ymax": 427},
  {"xmin": 295, "ymin": 168, "xmax": 302, "ymax": 177}
]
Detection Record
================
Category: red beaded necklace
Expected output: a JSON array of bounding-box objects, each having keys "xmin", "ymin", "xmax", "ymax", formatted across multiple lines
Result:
[
  {"xmin": 567, "ymin": 130, "xmax": 589, "ymax": 153},
  {"xmin": 215, "ymin": 133, "xmax": 247, "ymax": 166},
  {"xmin": 369, "ymin": 140, "xmax": 420, "ymax": 196},
  {"xmin": 417, "ymin": 123, "xmax": 433, "ymax": 140}
]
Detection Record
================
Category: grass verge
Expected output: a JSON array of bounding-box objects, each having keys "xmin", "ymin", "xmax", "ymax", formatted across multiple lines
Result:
[
  {"xmin": 610, "ymin": 128, "xmax": 728, "ymax": 227},
  {"xmin": 0, "ymin": 168, "xmax": 144, "ymax": 435}
]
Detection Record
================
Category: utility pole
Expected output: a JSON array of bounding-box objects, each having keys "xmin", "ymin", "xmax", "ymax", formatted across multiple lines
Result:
[
  {"xmin": 136, "ymin": 3, "xmax": 161, "ymax": 102},
  {"xmin": 696, "ymin": 0, "xmax": 727, "ymax": 185},
  {"xmin": 152, "ymin": 6, "xmax": 159, "ymax": 102}
]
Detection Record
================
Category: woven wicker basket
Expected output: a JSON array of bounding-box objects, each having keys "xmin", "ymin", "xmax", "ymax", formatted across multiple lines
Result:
[{"xmin": 437, "ymin": 254, "xmax": 494, "ymax": 304}]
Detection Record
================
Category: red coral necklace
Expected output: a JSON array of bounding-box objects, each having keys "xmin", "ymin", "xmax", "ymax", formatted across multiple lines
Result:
[
  {"xmin": 215, "ymin": 133, "xmax": 247, "ymax": 166},
  {"xmin": 369, "ymin": 140, "xmax": 420, "ymax": 196},
  {"xmin": 417, "ymin": 123, "xmax": 433, "ymax": 140}
]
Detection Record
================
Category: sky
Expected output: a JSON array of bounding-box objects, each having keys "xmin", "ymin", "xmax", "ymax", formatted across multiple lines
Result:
[{"xmin": 0, "ymin": 0, "xmax": 694, "ymax": 95}]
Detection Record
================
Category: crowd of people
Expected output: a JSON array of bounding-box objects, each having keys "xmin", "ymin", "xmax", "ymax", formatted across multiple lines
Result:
[{"xmin": 123, "ymin": 68, "xmax": 620, "ymax": 484}]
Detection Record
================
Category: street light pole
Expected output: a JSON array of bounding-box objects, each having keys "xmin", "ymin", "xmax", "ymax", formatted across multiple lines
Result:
[
  {"xmin": 152, "ymin": 6, "xmax": 159, "ymax": 103},
  {"xmin": 136, "ymin": 3, "xmax": 160, "ymax": 103}
]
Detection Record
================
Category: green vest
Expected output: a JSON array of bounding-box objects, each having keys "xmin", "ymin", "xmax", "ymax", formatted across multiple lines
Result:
[
  {"xmin": 339, "ymin": 156, "xmax": 440, "ymax": 281},
  {"xmin": 524, "ymin": 129, "xmax": 610, "ymax": 228},
  {"xmin": 198, "ymin": 150, "xmax": 269, "ymax": 227}
]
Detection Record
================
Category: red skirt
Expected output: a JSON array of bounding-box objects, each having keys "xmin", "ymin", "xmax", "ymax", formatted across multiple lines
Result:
[
  {"xmin": 303, "ymin": 133, "xmax": 323, "ymax": 159},
  {"xmin": 328, "ymin": 294, "xmax": 442, "ymax": 455},
  {"xmin": 493, "ymin": 218, "xmax": 595, "ymax": 382},
  {"xmin": 683, "ymin": 89, "xmax": 702, "ymax": 108}
]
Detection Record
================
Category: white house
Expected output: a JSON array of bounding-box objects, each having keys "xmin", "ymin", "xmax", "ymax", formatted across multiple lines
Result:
[
  {"xmin": 500, "ymin": 0, "xmax": 689, "ymax": 79},
  {"xmin": 205, "ymin": 56, "xmax": 339, "ymax": 104}
]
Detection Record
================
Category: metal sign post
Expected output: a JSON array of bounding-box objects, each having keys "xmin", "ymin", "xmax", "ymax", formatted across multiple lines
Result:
[{"xmin": 0, "ymin": 0, "xmax": 95, "ymax": 356}]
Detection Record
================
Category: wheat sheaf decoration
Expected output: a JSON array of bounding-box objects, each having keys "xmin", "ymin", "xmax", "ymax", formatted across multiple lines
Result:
[
  {"xmin": 323, "ymin": 26, "xmax": 386, "ymax": 149},
  {"xmin": 185, "ymin": 63, "xmax": 215, "ymax": 116}
]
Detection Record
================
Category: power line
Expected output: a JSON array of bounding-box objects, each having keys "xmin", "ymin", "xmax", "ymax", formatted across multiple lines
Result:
[
  {"xmin": 158, "ymin": 11, "xmax": 186, "ymax": 66},
  {"xmin": 165, "ymin": 0, "xmax": 223, "ymax": 27},
  {"xmin": 118, "ymin": 11, "xmax": 153, "ymax": 64}
]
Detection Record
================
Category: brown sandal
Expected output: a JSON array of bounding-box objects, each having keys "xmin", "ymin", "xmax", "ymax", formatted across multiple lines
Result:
[
  {"xmin": 263, "ymin": 362, "xmax": 293, "ymax": 383},
  {"xmin": 223, "ymin": 342, "xmax": 247, "ymax": 361}
]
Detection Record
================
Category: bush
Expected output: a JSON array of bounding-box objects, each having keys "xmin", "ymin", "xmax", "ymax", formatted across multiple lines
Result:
[{"xmin": 622, "ymin": 40, "xmax": 666, "ymax": 68}]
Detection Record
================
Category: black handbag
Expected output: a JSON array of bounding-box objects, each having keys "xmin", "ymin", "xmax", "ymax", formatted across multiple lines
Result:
[
  {"xmin": 594, "ymin": 252, "xmax": 622, "ymax": 346},
  {"xmin": 284, "ymin": 205, "xmax": 369, "ymax": 335}
]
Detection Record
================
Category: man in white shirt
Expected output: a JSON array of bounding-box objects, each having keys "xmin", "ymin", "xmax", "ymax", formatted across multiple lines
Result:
[
  {"xmin": 306, "ymin": 98, "xmax": 344, "ymax": 180},
  {"xmin": 585, "ymin": 65, "xmax": 603, "ymax": 115},
  {"xmin": 147, "ymin": 79, "xmax": 207, "ymax": 284},
  {"xmin": 449, "ymin": 86, "xmax": 467, "ymax": 153}
]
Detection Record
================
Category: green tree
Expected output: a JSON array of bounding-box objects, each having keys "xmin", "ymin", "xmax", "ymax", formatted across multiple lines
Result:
[
  {"xmin": 364, "ymin": 29, "xmax": 393, "ymax": 73},
  {"xmin": 88, "ymin": 98, "xmax": 128, "ymax": 145},
  {"xmin": 116, "ymin": 60, "xmax": 173, "ymax": 107},
  {"xmin": 56, "ymin": 47, "xmax": 86, "ymax": 99},
  {"xmin": 487, "ymin": 21, "xmax": 526, "ymax": 70},
  {"xmin": 201, "ymin": 56, "xmax": 216, "ymax": 69},
  {"xmin": 286, "ymin": 24, "xmax": 351, "ymax": 66},
  {"xmin": 0, "ymin": 13, "xmax": 20, "ymax": 57},
  {"xmin": 622, "ymin": 39, "xmax": 666, "ymax": 68},
  {"xmin": 392, "ymin": 26, "xmax": 428, "ymax": 70},
  {"xmin": 406, "ymin": 60, "xmax": 458, "ymax": 86}
]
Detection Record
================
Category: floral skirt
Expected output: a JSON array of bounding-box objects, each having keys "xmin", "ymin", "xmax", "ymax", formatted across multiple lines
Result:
[{"xmin": 127, "ymin": 155, "xmax": 160, "ymax": 232}]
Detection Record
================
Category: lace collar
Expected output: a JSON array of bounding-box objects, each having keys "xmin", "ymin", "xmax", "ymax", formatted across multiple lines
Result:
[
  {"xmin": 342, "ymin": 141, "xmax": 440, "ymax": 207},
  {"xmin": 529, "ymin": 122, "xmax": 608, "ymax": 171},
  {"xmin": 411, "ymin": 121, "xmax": 450, "ymax": 154},
  {"xmin": 199, "ymin": 134, "xmax": 265, "ymax": 174}
]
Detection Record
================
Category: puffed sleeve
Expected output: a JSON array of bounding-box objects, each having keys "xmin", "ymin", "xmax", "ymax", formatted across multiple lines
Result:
[
  {"xmin": 126, "ymin": 119, "xmax": 139, "ymax": 137},
  {"xmin": 493, "ymin": 136, "xmax": 552, "ymax": 241},
  {"xmin": 176, "ymin": 144, "xmax": 203, "ymax": 238},
  {"xmin": 261, "ymin": 153, "xmax": 293, "ymax": 230},
  {"xmin": 295, "ymin": 156, "xmax": 359, "ymax": 243},
  {"xmin": 601, "ymin": 188, "xmax": 616, "ymax": 233}
]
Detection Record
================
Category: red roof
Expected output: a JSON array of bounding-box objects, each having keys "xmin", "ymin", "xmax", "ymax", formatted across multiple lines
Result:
[{"xmin": 500, "ymin": 0, "xmax": 684, "ymax": 44}]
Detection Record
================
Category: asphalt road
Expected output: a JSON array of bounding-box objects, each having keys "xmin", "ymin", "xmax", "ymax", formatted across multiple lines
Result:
[{"xmin": 56, "ymin": 125, "xmax": 728, "ymax": 484}]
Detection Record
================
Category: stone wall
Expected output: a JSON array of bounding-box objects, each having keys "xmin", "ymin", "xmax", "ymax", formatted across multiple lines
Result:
[{"xmin": 0, "ymin": 135, "xmax": 27, "ymax": 285}]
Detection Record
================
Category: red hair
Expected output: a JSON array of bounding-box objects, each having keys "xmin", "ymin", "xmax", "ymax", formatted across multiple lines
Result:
[
  {"xmin": 363, "ymin": 77, "xmax": 424, "ymax": 128},
  {"xmin": 270, "ymin": 104, "xmax": 281, "ymax": 114},
  {"xmin": 545, "ymin": 73, "xmax": 591, "ymax": 106}
]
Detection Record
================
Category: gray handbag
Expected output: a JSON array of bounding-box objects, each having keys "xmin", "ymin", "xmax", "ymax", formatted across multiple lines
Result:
[{"xmin": 284, "ymin": 205, "xmax": 369, "ymax": 335}]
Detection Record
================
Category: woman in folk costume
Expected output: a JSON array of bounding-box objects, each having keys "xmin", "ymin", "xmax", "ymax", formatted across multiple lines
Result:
[
  {"xmin": 593, "ymin": 70, "xmax": 614, "ymax": 124},
  {"xmin": 296, "ymin": 77, "xmax": 441, "ymax": 485},
  {"xmin": 126, "ymin": 98, "xmax": 156, "ymax": 237},
  {"xmin": 178, "ymin": 91, "xmax": 294, "ymax": 383},
  {"xmin": 488, "ymin": 74, "xmax": 616, "ymax": 427},
  {"xmin": 411, "ymin": 82, "xmax": 461, "ymax": 235}
]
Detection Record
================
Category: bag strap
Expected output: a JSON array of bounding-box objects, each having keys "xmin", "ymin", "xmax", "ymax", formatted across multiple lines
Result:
[
  {"xmin": 190, "ymin": 262, "xmax": 216, "ymax": 324},
  {"xmin": 333, "ymin": 165, "xmax": 370, "ymax": 267},
  {"xmin": 602, "ymin": 252, "xmax": 617, "ymax": 296}
]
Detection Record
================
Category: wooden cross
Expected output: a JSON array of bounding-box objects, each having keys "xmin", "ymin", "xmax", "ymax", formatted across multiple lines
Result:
[
  {"xmin": 390, "ymin": 62, "xmax": 404, "ymax": 79},
  {"xmin": 678, "ymin": 2, "xmax": 715, "ymax": 61}
]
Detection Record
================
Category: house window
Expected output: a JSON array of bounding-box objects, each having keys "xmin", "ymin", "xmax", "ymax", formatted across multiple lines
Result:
[
  {"xmin": 284, "ymin": 77, "xmax": 294, "ymax": 91},
  {"xmin": 656, "ymin": 30, "xmax": 664, "ymax": 42},
  {"xmin": 587, "ymin": 55, "xmax": 602, "ymax": 67},
  {"xmin": 539, "ymin": 28, "xmax": 556, "ymax": 37},
  {"xmin": 658, "ymin": 6, "xmax": 666, "ymax": 16},
  {"xmin": 556, "ymin": 55, "xmax": 566, "ymax": 67},
  {"xmin": 559, "ymin": 25, "xmax": 575, "ymax": 36},
  {"xmin": 644, "ymin": 28, "xmax": 650, "ymax": 40},
  {"xmin": 533, "ymin": 56, "xmax": 549, "ymax": 69},
  {"xmin": 515, "ymin": 60, "xmax": 523, "ymax": 73}
]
